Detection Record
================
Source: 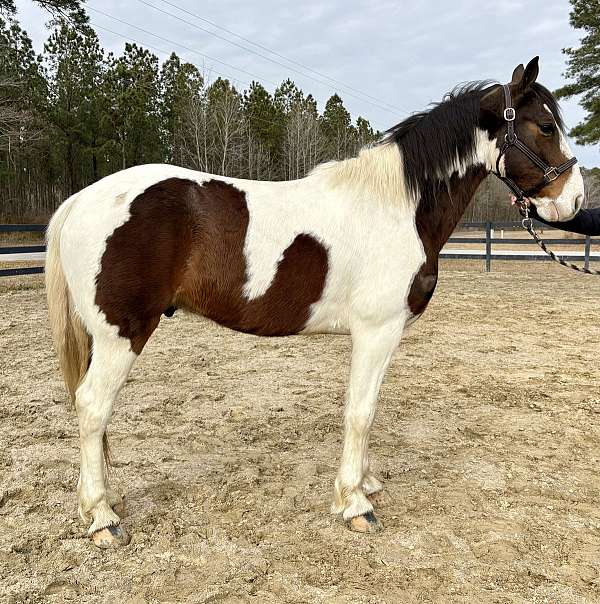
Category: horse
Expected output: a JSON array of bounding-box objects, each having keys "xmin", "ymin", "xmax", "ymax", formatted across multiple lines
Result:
[{"xmin": 45, "ymin": 57, "xmax": 584, "ymax": 548}]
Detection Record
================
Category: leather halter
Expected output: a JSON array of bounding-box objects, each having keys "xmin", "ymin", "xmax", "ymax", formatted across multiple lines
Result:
[{"xmin": 492, "ymin": 84, "xmax": 577, "ymax": 201}]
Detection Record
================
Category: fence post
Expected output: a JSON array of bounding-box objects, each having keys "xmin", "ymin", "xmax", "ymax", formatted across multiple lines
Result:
[
  {"xmin": 485, "ymin": 221, "xmax": 492, "ymax": 272},
  {"xmin": 585, "ymin": 236, "xmax": 591, "ymax": 270}
]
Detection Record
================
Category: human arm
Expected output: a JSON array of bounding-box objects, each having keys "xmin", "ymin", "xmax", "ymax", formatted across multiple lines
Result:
[{"xmin": 527, "ymin": 203, "xmax": 600, "ymax": 236}]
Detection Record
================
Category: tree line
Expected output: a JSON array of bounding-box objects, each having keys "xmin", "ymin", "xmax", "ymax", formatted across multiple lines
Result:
[
  {"xmin": 0, "ymin": 8, "xmax": 598, "ymax": 223},
  {"xmin": 0, "ymin": 13, "xmax": 381, "ymax": 221}
]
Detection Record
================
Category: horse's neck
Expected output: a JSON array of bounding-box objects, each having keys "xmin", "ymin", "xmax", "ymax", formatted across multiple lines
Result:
[{"xmin": 416, "ymin": 166, "xmax": 488, "ymax": 255}]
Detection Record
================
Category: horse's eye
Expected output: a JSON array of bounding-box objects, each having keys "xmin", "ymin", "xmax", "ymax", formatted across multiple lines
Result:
[{"xmin": 539, "ymin": 123, "xmax": 554, "ymax": 136}]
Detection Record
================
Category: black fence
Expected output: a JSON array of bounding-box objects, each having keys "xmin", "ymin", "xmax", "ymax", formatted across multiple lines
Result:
[
  {"xmin": 0, "ymin": 224, "xmax": 46, "ymax": 277},
  {"xmin": 444, "ymin": 221, "xmax": 600, "ymax": 272},
  {"xmin": 1, "ymin": 221, "xmax": 599, "ymax": 277}
]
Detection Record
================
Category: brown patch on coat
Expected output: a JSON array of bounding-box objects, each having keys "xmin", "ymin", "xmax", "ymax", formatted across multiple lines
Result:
[
  {"xmin": 174, "ymin": 179, "xmax": 328, "ymax": 335},
  {"xmin": 95, "ymin": 179, "xmax": 195, "ymax": 354},
  {"xmin": 408, "ymin": 166, "xmax": 488, "ymax": 316},
  {"xmin": 95, "ymin": 178, "xmax": 328, "ymax": 354}
]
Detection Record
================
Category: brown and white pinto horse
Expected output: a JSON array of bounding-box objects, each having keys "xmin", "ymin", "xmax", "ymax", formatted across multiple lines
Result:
[{"xmin": 46, "ymin": 58, "xmax": 583, "ymax": 547}]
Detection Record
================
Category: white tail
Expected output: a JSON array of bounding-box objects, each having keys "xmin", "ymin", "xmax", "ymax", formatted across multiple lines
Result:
[{"xmin": 45, "ymin": 196, "xmax": 90, "ymax": 403}]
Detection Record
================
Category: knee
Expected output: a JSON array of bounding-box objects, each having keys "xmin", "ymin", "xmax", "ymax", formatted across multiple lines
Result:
[{"xmin": 76, "ymin": 389, "xmax": 112, "ymax": 435}]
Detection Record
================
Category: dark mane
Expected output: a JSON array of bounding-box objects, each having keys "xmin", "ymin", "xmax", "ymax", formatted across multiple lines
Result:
[{"xmin": 385, "ymin": 80, "xmax": 564, "ymax": 199}]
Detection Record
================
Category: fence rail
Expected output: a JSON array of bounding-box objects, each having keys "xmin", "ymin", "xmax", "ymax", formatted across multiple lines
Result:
[
  {"xmin": 0, "ymin": 224, "xmax": 46, "ymax": 277},
  {"xmin": 445, "ymin": 221, "xmax": 600, "ymax": 272},
  {"xmin": 1, "ymin": 221, "xmax": 599, "ymax": 277}
]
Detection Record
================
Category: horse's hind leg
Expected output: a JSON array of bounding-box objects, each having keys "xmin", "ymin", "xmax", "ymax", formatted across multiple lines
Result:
[{"xmin": 75, "ymin": 332, "xmax": 137, "ymax": 548}]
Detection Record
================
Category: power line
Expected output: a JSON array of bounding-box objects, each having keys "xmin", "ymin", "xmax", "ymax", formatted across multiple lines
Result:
[
  {"xmin": 87, "ymin": 5, "xmax": 389, "ymax": 130},
  {"xmin": 87, "ymin": 6, "xmax": 280, "ymax": 88},
  {"xmin": 89, "ymin": 20, "xmax": 252, "ymax": 89},
  {"xmin": 88, "ymin": 21, "xmax": 369, "ymax": 134},
  {"xmin": 134, "ymin": 0, "xmax": 407, "ymax": 118},
  {"xmin": 157, "ymin": 0, "xmax": 407, "ymax": 115}
]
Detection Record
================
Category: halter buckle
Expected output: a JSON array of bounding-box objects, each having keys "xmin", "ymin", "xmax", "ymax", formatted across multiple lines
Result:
[
  {"xmin": 544, "ymin": 167, "xmax": 559, "ymax": 182},
  {"xmin": 503, "ymin": 107, "xmax": 516, "ymax": 121}
]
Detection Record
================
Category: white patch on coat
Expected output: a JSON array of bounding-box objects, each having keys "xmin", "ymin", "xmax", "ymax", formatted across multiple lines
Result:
[
  {"xmin": 312, "ymin": 143, "xmax": 412, "ymax": 206},
  {"xmin": 474, "ymin": 128, "xmax": 500, "ymax": 171},
  {"xmin": 242, "ymin": 143, "xmax": 421, "ymax": 307},
  {"xmin": 244, "ymin": 127, "xmax": 497, "ymax": 328},
  {"xmin": 434, "ymin": 128, "xmax": 500, "ymax": 181}
]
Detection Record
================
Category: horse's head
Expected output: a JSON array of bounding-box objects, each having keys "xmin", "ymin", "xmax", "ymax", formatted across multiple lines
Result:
[{"xmin": 481, "ymin": 57, "xmax": 584, "ymax": 221}]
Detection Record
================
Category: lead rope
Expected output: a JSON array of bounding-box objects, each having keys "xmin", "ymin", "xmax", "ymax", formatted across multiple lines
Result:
[{"xmin": 517, "ymin": 200, "xmax": 600, "ymax": 275}]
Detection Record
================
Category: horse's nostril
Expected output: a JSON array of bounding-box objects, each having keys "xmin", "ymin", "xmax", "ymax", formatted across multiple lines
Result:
[{"xmin": 575, "ymin": 194, "xmax": 584, "ymax": 212}]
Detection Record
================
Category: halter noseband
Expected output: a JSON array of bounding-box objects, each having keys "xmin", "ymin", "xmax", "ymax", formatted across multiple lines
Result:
[{"xmin": 492, "ymin": 84, "xmax": 577, "ymax": 202}]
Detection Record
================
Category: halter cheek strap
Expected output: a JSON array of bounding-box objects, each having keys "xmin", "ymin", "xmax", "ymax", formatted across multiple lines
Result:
[{"xmin": 492, "ymin": 84, "xmax": 577, "ymax": 201}]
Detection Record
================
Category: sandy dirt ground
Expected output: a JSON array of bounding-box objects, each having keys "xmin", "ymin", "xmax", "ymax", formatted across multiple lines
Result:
[{"xmin": 2, "ymin": 261, "xmax": 600, "ymax": 603}]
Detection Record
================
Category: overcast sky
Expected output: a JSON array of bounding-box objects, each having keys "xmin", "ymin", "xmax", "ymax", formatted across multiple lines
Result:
[{"xmin": 13, "ymin": 0, "xmax": 599, "ymax": 168}]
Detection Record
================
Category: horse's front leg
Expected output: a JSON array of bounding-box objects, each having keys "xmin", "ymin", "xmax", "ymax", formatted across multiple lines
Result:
[{"xmin": 332, "ymin": 318, "xmax": 405, "ymax": 532}]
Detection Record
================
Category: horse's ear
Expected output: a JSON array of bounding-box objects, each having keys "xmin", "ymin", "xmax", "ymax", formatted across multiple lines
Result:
[
  {"xmin": 521, "ymin": 56, "xmax": 539, "ymax": 89},
  {"xmin": 511, "ymin": 64, "xmax": 525, "ymax": 85},
  {"xmin": 480, "ymin": 57, "xmax": 540, "ymax": 119},
  {"xmin": 511, "ymin": 57, "xmax": 539, "ymax": 92}
]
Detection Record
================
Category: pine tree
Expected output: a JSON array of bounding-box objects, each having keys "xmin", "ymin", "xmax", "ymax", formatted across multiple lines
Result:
[
  {"xmin": 0, "ymin": 15, "xmax": 45, "ymax": 150},
  {"xmin": 103, "ymin": 43, "xmax": 164, "ymax": 170},
  {"xmin": 44, "ymin": 14, "xmax": 105, "ymax": 192},
  {"xmin": 243, "ymin": 81, "xmax": 282, "ymax": 179},
  {"xmin": 274, "ymin": 79, "xmax": 303, "ymax": 114},
  {"xmin": 555, "ymin": 0, "xmax": 600, "ymax": 147},
  {"xmin": 355, "ymin": 116, "xmax": 378, "ymax": 149},
  {"xmin": 321, "ymin": 94, "xmax": 353, "ymax": 160},
  {"xmin": 160, "ymin": 53, "xmax": 203, "ymax": 165}
]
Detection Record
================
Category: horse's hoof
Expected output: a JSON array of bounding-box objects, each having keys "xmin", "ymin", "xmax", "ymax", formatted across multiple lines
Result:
[
  {"xmin": 347, "ymin": 511, "xmax": 383, "ymax": 533},
  {"xmin": 91, "ymin": 525, "xmax": 131, "ymax": 548},
  {"xmin": 366, "ymin": 490, "xmax": 386, "ymax": 508}
]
